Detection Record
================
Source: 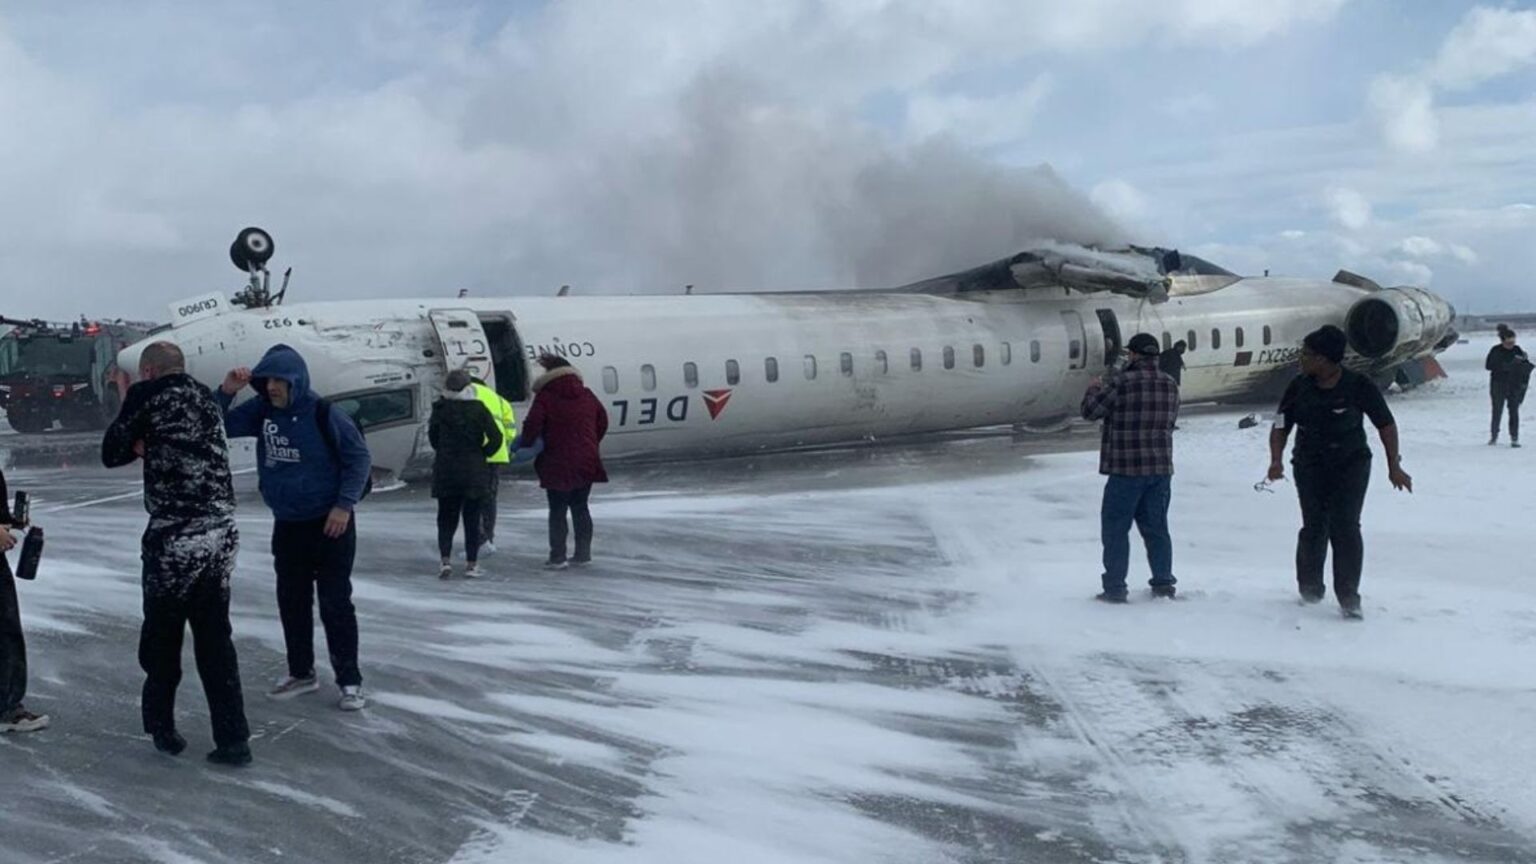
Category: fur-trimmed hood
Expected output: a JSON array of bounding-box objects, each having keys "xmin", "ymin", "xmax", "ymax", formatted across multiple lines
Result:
[{"xmin": 532, "ymin": 365, "xmax": 582, "ymax": 393}]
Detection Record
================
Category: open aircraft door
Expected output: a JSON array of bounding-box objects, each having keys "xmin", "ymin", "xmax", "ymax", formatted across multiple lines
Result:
[
  {"xmin": 1061, "ymin": 310, "xmax": 1089, "ymax": 371},
  {"xmin": 428, "ymin": 309, "xmax": 496, "ymax": 390}
]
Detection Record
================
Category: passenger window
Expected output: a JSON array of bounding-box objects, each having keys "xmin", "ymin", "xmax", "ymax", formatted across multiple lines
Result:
[
  {"xmin": 943, "ymin": 346, "xmax": 955, "ymax": 369},
  {"xmin": 973, "ymin": 344, "xmax": 984, "ymax": 367},
  {"xmin": 840, "ymin": 352, "xmax": 853, "ymax": 376},
  {"xmin": 331, "ymin": 387, "xmax": 416, "ymax": 431},
  {"xmin": 1187, "ymin": 330, "xmax": 1198, "ymax": 351},
  {"xmin": 1263, "ymin": 325, "xmax": 1273, "ymax": 346},
  {"xmin": 1235, "ymin": 327, "xmax": 1245, "ymax": 348},
  {"xmin": 726, "ymin": 359, "xmax": 740, "ymax": 385},
  {"xmin": 910, "ymin": 348, "xmax": 922, "ymax": 371},
  {"xmin": 804, "ymin": 355, "xmax": 817, "ymax": 380},
  {"xmin": 1030, "ymin": 341, "xmax": 1041, "ymax": 363},
  {"xmin": 1001, "ymin": 342, "xmax": 1012, "ymax": 365},
  {"xmin": 683, "ymin": 362, "xmax": 698, "ymax": 389},
  {"xmin": 602, "ymin": 366, "xmax": 619, "ymax": 394},
  {"xmin": 765, "ymin": 356, "xmax": 779, "ymax": 383},
  {"xmin": 641, "ymin": 364, "xmax": 657, "ymax": 391},
  {"xmin": 1069, "ymin": 340, "xmax": 1082, "ymax": 361},
  {"xmin": 1211, "ymin": 329, "xmax": 1221, "ymax": 350},
  {"xmin": 1162, "ymin": 332, "xmax": 1172, "ymax": 351},
  {"xmin": 875, "ymin": 350, "xmax": 888, "ymax": 374}
]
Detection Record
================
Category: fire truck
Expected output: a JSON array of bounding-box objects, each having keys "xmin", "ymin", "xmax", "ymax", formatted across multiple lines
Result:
[{"xmin": 0, "ymin": 317, "xmax": 154, "ymax": 434}]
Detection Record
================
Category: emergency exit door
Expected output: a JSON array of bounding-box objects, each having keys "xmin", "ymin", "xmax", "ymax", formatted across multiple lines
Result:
[
  {"xmin": 1061, "ymin": 310, "xmax": 1088, "ymax": 370},
  {"xmin": 1095, "ymin": 308, "xmax": 1122, "ymax": 367},
  {"xmin": 428, "ymin": 308, "xmax": 496, "ymax": 390}
]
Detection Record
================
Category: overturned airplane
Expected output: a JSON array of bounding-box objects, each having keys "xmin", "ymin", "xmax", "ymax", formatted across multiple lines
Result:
[{"xmin": 121, "ymin": 230, "xmax": 1457, "ymax": 483}]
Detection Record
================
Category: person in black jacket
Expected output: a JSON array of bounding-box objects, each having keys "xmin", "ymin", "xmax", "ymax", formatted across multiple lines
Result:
[
  {"xmin": 1266, "ymin": 326, "xmax": 1413, "ymax": 620},
  {"xmin": 102, "ymin": 342, "xmax": 252, "ymax": 766},
  {"xmin": 1158, "ymin": 340, "xmax": 1186, "ymax": 386},
  {"xmin": 1, "ymin": 466, "xmax": 48, "ymax": 733},
  {"xmin": 429, "ymin": 369, "xmax": 502, "ymax": 579},
  {"xmin": 1485, "ymin": 324, "xmax": 1531, "ymax": 447}
]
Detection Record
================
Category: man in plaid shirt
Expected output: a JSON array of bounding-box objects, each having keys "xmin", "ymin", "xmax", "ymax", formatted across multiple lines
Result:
[{"xmin": 1080, "ymin": 332, "xmax": 1180, "ymax": 602}]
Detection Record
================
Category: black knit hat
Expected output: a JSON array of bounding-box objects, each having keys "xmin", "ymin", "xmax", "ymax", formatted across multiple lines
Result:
[
  {"xmin": 1126, "ymin": 333, "xmax": 1161, "ymax": 356},
  {"xmin": 1303, "ymin": 325, "xmax": 1347, "ymax": 364},
  {"xmin": 1498, "ymin": 324, "xmax": 1515, "ymax": 339}
]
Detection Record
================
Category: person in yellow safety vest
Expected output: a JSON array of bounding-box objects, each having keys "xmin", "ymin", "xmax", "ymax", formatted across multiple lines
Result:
[{"xmin": 471, "ymin": 378, "xmax": 517, "ymax": 555}]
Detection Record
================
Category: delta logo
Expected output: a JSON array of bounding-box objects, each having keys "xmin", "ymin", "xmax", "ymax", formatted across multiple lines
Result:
[{"xmin": 703, "ymin": 389, "xmax": 734, "ymax": 420}]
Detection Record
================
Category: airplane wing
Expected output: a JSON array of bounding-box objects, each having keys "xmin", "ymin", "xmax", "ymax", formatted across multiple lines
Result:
[{"xmin": 892, "ymin": 244, "xmax": 1241, "ymax": 303}]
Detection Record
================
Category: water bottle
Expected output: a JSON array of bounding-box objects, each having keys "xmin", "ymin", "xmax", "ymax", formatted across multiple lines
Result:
[
  {"xmin": 14, "ymin": 526, "xmax": 43, "ymax": 581},
  {"xmin": 12, "ymin": 490, "xmax": 29, "ymax": 529}
]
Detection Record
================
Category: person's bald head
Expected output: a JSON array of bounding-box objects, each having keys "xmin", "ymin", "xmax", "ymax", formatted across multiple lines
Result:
[{"xmin": 138, "ymin": 342, "xmax": 186, "ymax": 381}]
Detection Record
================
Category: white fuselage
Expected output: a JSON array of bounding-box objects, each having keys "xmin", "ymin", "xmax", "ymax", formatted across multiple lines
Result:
[{"xmin": 124, "ymin": 277, "xmax": 1440, "ymax": 481}]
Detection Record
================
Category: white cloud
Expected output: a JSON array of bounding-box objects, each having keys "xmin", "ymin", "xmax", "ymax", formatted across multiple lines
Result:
[
  {"xmin": 1367, "ymin": 74, "xmax": 1439, "ymax": 154},
  {"xmin": 1366, "ymin": 5, "xmax": 1536, "ymax": 154},
  {"xmin": 1388, "ymin": 259, "xmax": 1435, "ymax": 285},
  {"xmin": 1326, "ymin": 186, "xmax": 1373, "ymax": 231},
  {"xmin": 1430, "ymin": 6, "xmax": 1536, "ymax": 90},
  {"xmin": 1449, "ymin": 243, "xmax": 1479, "ymax": 265},
  {"xmin": 1397, "ymin": 235, "xmax": 1444, "ymax": 258}
]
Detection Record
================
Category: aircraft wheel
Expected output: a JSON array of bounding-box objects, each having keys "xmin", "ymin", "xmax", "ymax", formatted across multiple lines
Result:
[{"xmin": 229, "ymin": 227, "xmax": 275, "ymax": 271}]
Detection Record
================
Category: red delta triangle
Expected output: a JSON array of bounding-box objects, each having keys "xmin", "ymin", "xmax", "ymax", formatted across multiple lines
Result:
[{"xmin": 702, "ymin": 389, "xmax": 734, "ymax": 420}]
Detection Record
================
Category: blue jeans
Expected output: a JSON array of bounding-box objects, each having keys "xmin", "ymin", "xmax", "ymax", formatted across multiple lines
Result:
[{"xmin": 1100, "ymin": 474, "xmax": 1175, "ymax": 596}]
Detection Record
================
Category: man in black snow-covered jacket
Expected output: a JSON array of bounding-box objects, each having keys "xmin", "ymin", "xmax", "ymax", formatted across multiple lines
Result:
[{"xmin": 102, "ymin": 341, "xmax": 251, "ymax": 767}]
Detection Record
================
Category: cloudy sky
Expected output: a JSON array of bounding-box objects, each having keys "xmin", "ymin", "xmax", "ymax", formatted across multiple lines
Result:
[{"xmin": 1, "ymin": 0, "xmax": 1533, "ymax": 321}]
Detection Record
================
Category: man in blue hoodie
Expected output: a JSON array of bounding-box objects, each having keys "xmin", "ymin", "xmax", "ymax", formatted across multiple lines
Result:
[{"xmin": 217, "ymin": 345, "xmax": 372, "ymax": 711}]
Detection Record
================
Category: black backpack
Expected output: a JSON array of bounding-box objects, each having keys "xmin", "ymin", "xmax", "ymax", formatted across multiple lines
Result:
[{"xmin": 313, "ymin": 399, "xmax": 374, "ymax": 501}]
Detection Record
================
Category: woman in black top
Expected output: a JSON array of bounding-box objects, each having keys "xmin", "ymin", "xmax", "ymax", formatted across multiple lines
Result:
[
  {"xmin": 1485, "ymin": 324, "xmax": 1531, "ymax": 447},
  {"xmin": 428, "ymin": 370, "xmax": 503, "ymax": 579},
  {"xmin": 1266, "ymin": 325, "xmax": 1412, "ymax": 619}
]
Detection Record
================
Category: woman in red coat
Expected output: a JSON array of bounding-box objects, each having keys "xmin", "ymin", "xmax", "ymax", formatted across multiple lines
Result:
[{"xmin": 516, "ymin": 356, "xmax": 608, "ymax": 569}]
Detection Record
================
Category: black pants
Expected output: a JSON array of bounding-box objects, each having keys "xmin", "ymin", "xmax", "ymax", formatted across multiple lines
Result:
[
  {"xmin": 139, "ymin": 573, "xmax": 249, "ymax": 748},
  {"xmin": 1491, "ymin": 383, "xmax": 1525, "ymax": 441},
  {"xmin": 272, "ymin": 518, "xmax": 361, "ymax": 687},
  {"xmin": 482, "ymin": 466, "xmax": 501, "ymax": 542},
  {"xmin": 547, "ymin": 486, "xmax": 593, "ymax": 563},
  {"xmin": 1294, "ymin": 455, "xmax": 1371, "ymax": 605},
  {"xmin": 437, "ymin": 496, "xmax": 485, "ymax": 562},
  {"xmin": 1, "ymin": 557, "xmax": 27, "ymax": 715}
]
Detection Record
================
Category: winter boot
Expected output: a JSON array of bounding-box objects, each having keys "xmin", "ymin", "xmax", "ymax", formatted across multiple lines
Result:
[
  {"xmin": 152, "ymin": 729, "xmax": 187, "ymax": 755},
  {"xmin": 206, "ymin": 742, "xmax": 252, "ymax": 767}
]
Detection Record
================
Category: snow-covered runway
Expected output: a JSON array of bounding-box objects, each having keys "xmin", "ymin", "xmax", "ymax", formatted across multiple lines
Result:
[{"xmin": 2, "ymin": 338, "xmax": 1532, "ymax": 863}]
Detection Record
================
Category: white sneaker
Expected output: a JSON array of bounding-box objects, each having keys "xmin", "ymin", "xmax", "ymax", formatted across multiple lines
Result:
[
  {"xmin": 438, "ymin": 564, "xmax": 453, "ymax": 580},
  {"xmin": 338, "ymin": 686, "xmax": 367, "ymax": 712},
  {"xmin": 479, "ymin": 541, "xmax": 498, "ymax": 556},
  {"xmin": 0, "ymin": 707, "xmax": 50, "ymax": 733},
  {"xmin": 464, "ymin": 564, "xmax": 485, "ymax": 579},
  {"xmin": 267, "ymin": 675, "xmax": 320, "ymax": 700}
]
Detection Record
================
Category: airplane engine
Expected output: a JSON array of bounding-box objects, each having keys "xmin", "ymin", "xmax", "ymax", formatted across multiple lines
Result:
[{"xmin": 1344, "ymin": 286, "xmax": 1457, "ymax": 362}]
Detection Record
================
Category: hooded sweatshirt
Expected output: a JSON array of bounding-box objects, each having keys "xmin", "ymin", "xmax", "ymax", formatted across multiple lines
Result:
[{"xmin": 216, "ymin": 344, "xmax": 371, "ymax": 521}]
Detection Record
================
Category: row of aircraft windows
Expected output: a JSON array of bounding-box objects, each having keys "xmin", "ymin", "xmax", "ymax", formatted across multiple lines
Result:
[
  {"xmin": 1165, "ymin": 324, "xmax": 1273, "ymax": 352},
  {"xmin": 598, "ymin": 325, "xmax": 1277, "ymax": 394},
  {"xmin": 601, "ymin": 340, "xmax": 1049, "ymax": 394}
]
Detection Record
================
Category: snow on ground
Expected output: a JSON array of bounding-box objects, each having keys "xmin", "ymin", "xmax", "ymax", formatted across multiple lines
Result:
[{"xmin": 1, "ymin": 337, "xmax": 1532, "ymax": 864}]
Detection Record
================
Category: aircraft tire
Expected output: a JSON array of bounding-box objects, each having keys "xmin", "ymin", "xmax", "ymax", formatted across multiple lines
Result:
[{"xmin": 229, "ymin": 227, "xmax": 275, "ymax": 271}]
